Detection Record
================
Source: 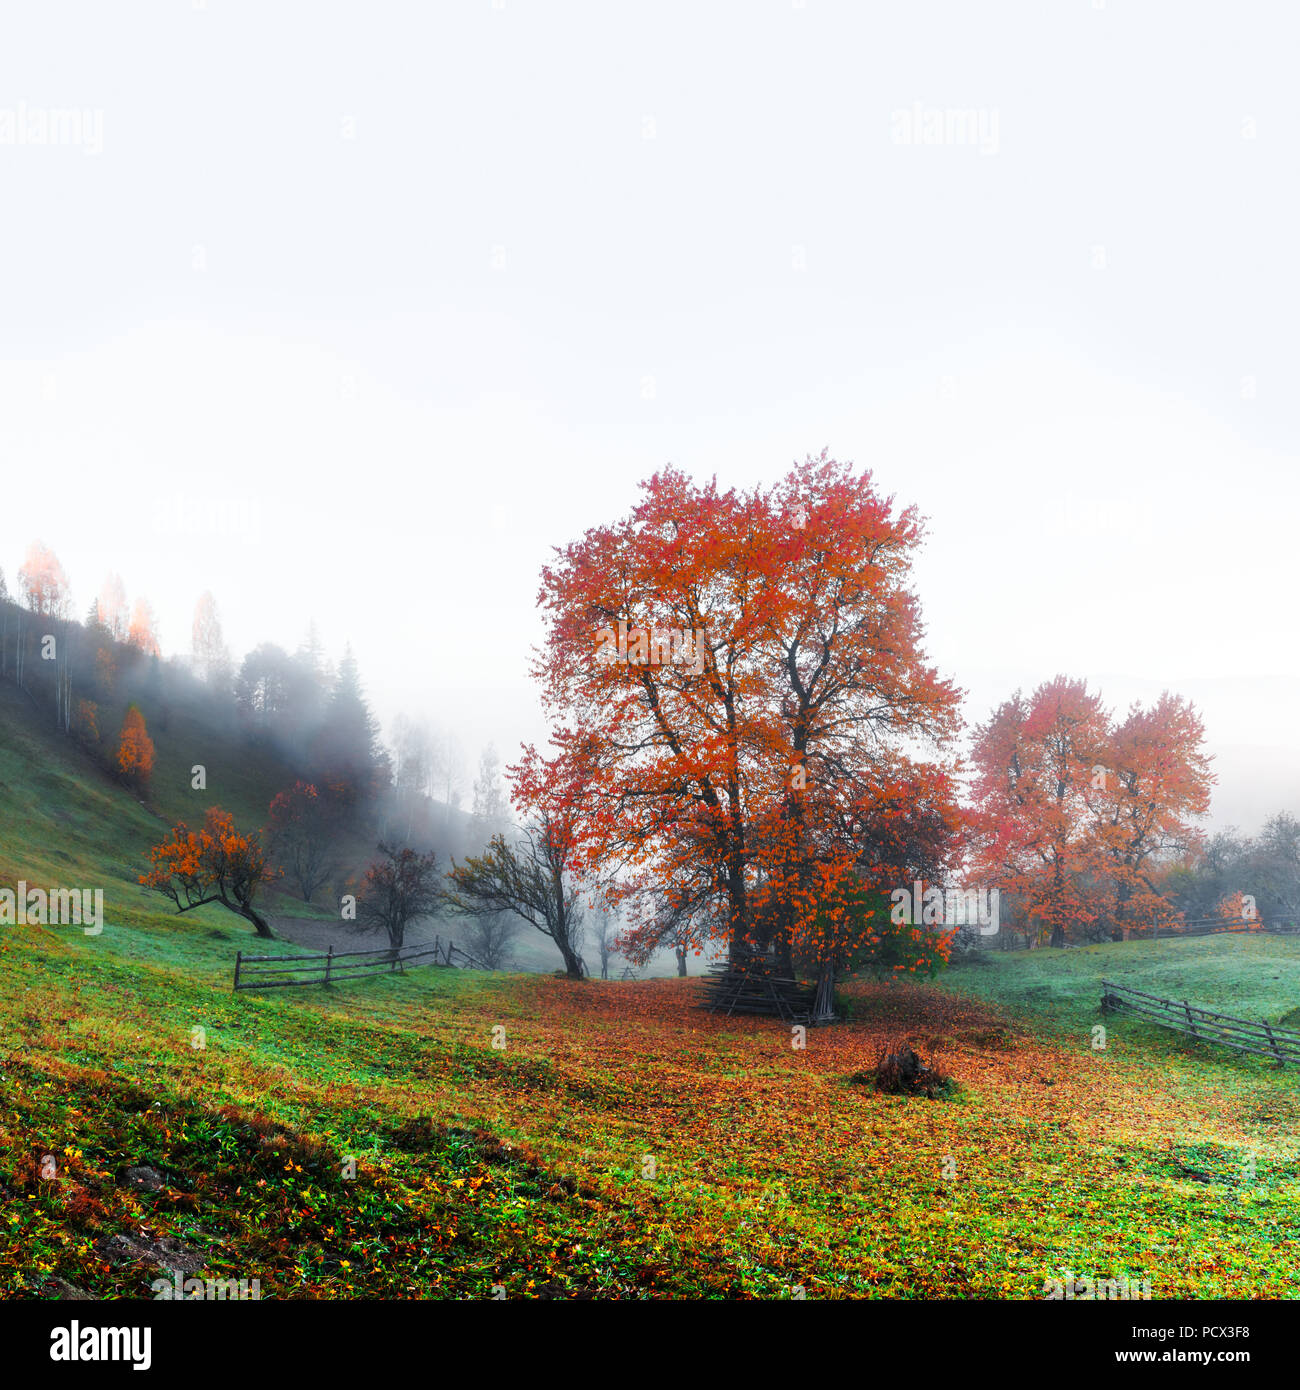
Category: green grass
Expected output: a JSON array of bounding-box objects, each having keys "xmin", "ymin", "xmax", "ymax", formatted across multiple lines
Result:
[
  {"xmin": 3, "ymin": 912, "xmax": 1296, "ymax": 1299},
  {"xmin": 3, "ymin": 690, "xmax": 1299, "ymax": 1299},
  {"xmin": 946, "ymin": 935, "xmax": 1300, "ymax": 1072}
]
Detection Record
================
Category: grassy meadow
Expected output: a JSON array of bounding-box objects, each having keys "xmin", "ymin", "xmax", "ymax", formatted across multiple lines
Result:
[
  {"xmin": 3, "ymin": 679, "xmax": 1299, "ymax": 1300},
  {"xmin": 3, "ymin": 910, "xmax": 1298, "ymax": 1299}
]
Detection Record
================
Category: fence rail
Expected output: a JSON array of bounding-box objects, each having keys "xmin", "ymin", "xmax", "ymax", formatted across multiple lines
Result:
[
  {"xmin": 699, "ymin": 956, "xmax": 813, "ymax": 1022},
  {"xmin": 1100, "ymin": 979, "xmax": 1300, "ymax": 1066},
  {"xmin": 234, "ymin": 934, "xmax": 487, "ymax": 991},
  {"xmin": 1125, "ymin": 917, "xmax": 1300, "ymax": 940}
]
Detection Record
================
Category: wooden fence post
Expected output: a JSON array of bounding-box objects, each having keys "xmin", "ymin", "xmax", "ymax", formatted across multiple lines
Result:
[
  {"xmin": 1183, "ymin": 1001, "xmax": 1197, "ymax": 1038},
  {"xmin": 325, "ymin": 944, "xmax": 333, "ymax": 988},
  {"xmin": 1264, "ymin": 1023, "xmax": 1284, "ymax": 1066},
  {"xmin": 234, "ymin": 950, "xmax": 242, "ymax": 991}
]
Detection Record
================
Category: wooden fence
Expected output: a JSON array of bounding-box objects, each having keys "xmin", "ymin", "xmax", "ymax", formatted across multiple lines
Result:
[
  {"xmin": 700, "ymin": 955, "xmax": 813, "ymax": 1022},
  {"xmin": 981, "ymin": 916, "xmax": 1300, "ymax": 950},
  {"xmin": 1100, "ymin": 979, "xmax": 1300, "ymax": 1066},
  {"xmin": 1130, "ymin": 917, "xmax": 1300, "ymax": 940},
  {"xmin": 234, "ymin": 934, "xmax": 488, "ymax": 991}
]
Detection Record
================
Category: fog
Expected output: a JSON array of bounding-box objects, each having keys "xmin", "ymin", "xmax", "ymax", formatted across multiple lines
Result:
[{"xmin": 3, "ymin": 0, "xmax": 1298, "ymax": 835}]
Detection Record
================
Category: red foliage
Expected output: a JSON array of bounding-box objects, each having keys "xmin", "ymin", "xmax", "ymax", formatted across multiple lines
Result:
[{"xmin": 514, "ymin": 453, "xmax": 964, "ymax": 979}]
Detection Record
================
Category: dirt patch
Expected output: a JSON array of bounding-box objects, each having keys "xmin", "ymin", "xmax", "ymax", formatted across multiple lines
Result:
[
  {"xmin": 388, "ymin": 1116, "xmax": 605, "ymax": 1202},
  {"xmin": 99, "ymin": 1232, "xmax": 208, "ymax": 1276},
  {"xmin": 39, "ymin": 1276, "xmax": 94, "ymax": 1300}
]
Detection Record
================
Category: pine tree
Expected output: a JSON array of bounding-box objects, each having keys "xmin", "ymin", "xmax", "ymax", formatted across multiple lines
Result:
[
  {"xmin": 296, "ymin": 619, "xmax": 333, "ymax": 688},
  {"xmin": 318, "ymin": 644, "xmax": 381, "ymax": 800},
  {"xmin": 287, "ymin": 620, "xmax": 330, "ymax": 737}
]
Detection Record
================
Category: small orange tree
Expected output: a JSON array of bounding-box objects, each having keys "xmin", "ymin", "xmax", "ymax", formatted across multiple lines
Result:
[
  {"xmin": 72, "ymin": 699, "xmax": 100, "ymax": 751},
  {"xmin": 95, "ymin": 648, "xmax": 117, "ymax": 697},
  {"xmin": 116, "ymin": 704, "xmax": 155, "ymax": 791},
  {"xmin": 141, "ymin": 806, "xmax": 276, "ymax": 938}
]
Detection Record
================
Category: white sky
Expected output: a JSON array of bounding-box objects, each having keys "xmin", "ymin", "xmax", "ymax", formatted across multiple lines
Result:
[{"xmin": 2, "ymin": 1, "xmax": 1297, "ymax": 830}]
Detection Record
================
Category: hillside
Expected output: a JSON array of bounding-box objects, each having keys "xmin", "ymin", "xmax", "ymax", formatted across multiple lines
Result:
[
  {"xmin": 0, "ymin": 671, "xmax": 489, "ymax": 936},
  {"xmin": 0, "ymin": 677, "xmax": 336, "ymax": 933}
]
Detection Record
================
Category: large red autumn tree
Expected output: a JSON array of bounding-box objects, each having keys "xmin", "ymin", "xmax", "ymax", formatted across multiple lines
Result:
[
  {"xmin": 967, "ymin": 677, "xmax": 1109, "ymax": 948},
  {"xmin": 519, "ymin": 452, "xmax": 963, "ymax": 1016}
]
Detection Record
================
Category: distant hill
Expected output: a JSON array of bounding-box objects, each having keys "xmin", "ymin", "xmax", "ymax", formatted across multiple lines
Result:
[
  {"xmin": 0, "ymin": 674, "xmax": 333, "ymax": 932},
  {"xmin": 0, "ymin": 674, "xmax": 685, "ymax": 976}
]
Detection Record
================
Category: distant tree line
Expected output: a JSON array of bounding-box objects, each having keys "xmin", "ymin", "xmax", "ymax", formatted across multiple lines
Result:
[
  {"xmin": 1159, "ymin": 813, "xmax": 1300, "ymax": 925},
  {"xmin": 0, "ymin": 541, "xmax": 389, "ymax": 812}
]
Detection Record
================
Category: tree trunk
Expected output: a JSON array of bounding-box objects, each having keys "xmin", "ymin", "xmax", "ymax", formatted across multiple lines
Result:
[
  {"xmin": 1049, "ymin": 921, "xmax": 1065, "ymax": 949},
  {"xmin": 774, "ymin": 923, "xmax": 794, "ymax": 979},
  {"xmin": 239, "ymin": 904, "xmax": 274, "ymax": 939},
  {"xmin": 727, "ymin": 873, "xmax": 748, "ymax": 965},
  {"xmin": 557, "ymin": 934, "xmax": 585, "ymax": 979},
  {"xmin": 812, "ymin": 962, "xmax": 837, "ymax": 1024},
  {"xmin": 725, "ymin": 812, "xmax": 748, "ymax": 964},
  {"xmin": 675, "ymin": 944, "xmax": 687, "ymax": 977}
]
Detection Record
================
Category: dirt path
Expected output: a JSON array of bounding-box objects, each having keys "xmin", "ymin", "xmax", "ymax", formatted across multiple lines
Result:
[{"xmin": 265, "ymin": 914, "xmax": 444, "ymax": 956}]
